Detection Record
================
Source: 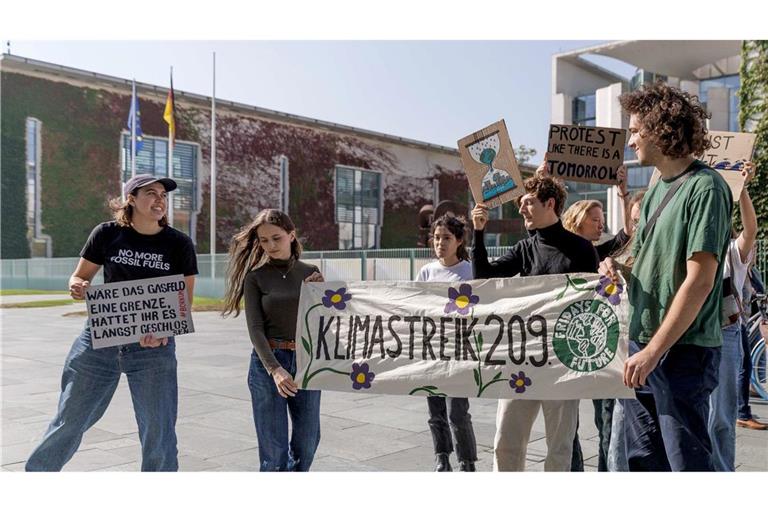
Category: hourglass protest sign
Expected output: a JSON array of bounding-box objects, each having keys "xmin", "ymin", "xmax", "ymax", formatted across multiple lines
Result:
[{"xmin": 458, "ymin": 119, "xmax": 524, "ymax": 209}]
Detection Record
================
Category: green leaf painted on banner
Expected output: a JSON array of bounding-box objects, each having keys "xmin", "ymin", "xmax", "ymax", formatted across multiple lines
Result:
[
  {"xmin": 301, "ymin": 337, "xmax": 311, "ymax": 354},
  {"xmin": 473, "ymin": 368, "xmax": 480, "ymax": 386},
  {"xmin": 477, "ymin": 332, "xmax": 484, "ymax": 352},
  {"xmin": 571, "ymin": 278, "xmax": 588, "ymax": 286}
]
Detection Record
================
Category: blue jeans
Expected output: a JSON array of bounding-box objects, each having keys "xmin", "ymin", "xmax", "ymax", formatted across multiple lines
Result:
[
  {"xmin": 737, "ymin": 323, "xmax": 754, "ymax": 421},
  {"xmin": 248, "ymin": 350, "xmax": 321, "ymax": 471},
  {"xmin": 623, "ymin": 339, "xmax": 720, "ymax": 471},
  {"xmin": 572, "ymin": 399, "xmax": 614, "ymax": 471},
  {"xmin": 708, "ymin": 323, "xmax": 743, "ymax": 471},
  {"xmin": 607, "ymin": 399, "xmax": 629, "ymax": 471},
  {"xmin": 426, "ymin": 396, "xmax": 477, "ymax": 462},
  {"xmin": 26, "ymin": 326, "xmax": 178, "ymax": 471}
]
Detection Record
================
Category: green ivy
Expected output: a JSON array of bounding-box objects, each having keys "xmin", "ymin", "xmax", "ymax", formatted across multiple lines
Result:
[
  {"xmin": 0, "ymin": 72, "xmax": 29, "ymax": 258},
  {"xmin": 738, "ymin": 41, "xmax": 768, "ymax": 243}
]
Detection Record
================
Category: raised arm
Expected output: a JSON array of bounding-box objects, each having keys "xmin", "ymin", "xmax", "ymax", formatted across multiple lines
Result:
[
  {"xmin": 616, "ymin": 165, "xmax": 633, "ymax": 234},
  {"xmin": 736, "ymin": 162, "xmax": 757, "ymax": 263},
  {"xmin": 470, "ymin": 203, "xmax": 523, "ymax": 278}
]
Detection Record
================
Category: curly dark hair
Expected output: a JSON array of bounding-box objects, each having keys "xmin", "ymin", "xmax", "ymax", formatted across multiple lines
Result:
[
  {"xmin": 619, "ymin": 81, "xmax": 711, "ymax": 159},
  {"xmin": 515, "ymin": 175, "xmax": 568, "ymax": 216}
]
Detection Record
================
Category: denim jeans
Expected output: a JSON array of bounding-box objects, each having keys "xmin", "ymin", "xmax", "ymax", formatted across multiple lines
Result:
[
  {"xmin": 248, "ymin": 349, "xmax": 321, "ymax": 471},
  {"xmin": 623, "ymin": 339, "xmax": 720, "ymax": 471},
  {"xmin": 737, "ymin": 323, "xmax": 754, "ymax": 421},
  {"xmin": 571, "ymin": 399, "xmax": 614, "ymax": 471},
  {"xmin": 607, "ymin": 398, "xmax": 629, "ymax": 471},
  {"xmin": 708, "ymin": 323, "xmax": 743, "ymax": 471},
  {"xmin": 426, "ymin": 396, "xmax": 477, "ymax": 462},
  {"xmin": 26, "ymin": 325, "xmax": 178, "ymax": 471}
]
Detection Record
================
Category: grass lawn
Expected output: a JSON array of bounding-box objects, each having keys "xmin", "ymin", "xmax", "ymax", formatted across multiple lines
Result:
[
  {"xmin": 2, "ymin": 296, "xmax": 228, "ymax": 313},
  {"xmin": 0, "ymin": 289, "xmax": 68, "ymax": 296}
]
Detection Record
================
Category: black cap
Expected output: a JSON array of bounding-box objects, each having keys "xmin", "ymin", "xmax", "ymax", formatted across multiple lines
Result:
[{"xmin": 123, "ymin": 174, "xmax": 178, "ymax": 196}]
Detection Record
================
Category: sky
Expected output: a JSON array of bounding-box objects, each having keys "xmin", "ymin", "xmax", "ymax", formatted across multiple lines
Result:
[{"xmin": 4, "ymin": 40, "xmax": 637, "ymax": 163}]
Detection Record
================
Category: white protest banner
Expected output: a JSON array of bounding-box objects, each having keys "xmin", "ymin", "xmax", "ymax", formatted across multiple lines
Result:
[
  {"xmin": 648, "ymin": 131, "xmax": 755, "ymax": 199},
  {"xmin": 85, "ymin": 274, "xmax": 194, "ymax": 349},
  {"xmin": 296, "ymin": 274, "xmax": 634, "ymax": 400},
  {"xmin": 545, "ymin": 124, "xmax": 627, "ymax": 185},
  {"xmin": 457, "ymin": 120, "xmax": 525, "ymax": 209}
]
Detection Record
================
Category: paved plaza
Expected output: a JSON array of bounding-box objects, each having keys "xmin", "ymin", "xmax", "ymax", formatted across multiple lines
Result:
[{"xmin": 2, "ymin": 299, "xmax": 766, "ymax": 472}]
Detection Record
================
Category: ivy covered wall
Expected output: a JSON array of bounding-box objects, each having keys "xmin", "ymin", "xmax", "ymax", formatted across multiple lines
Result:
[{"xmin": 1, "ymin": 67, "xmax": 466, "ymax": 257}]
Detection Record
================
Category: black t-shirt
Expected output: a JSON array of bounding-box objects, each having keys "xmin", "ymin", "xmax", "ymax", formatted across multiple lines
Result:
[
  {"xmin": 80, "ymin": 221, "xmax": 198, "ymax": 283},
  {"xmin": 595, "ymin": 228, "xmax": 631, "ymax": 261}
]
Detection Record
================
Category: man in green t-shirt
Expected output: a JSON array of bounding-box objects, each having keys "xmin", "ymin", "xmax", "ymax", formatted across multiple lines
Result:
[{"xmin": 600, "ymin": 82, "xmax": 732, "ymax": 471}]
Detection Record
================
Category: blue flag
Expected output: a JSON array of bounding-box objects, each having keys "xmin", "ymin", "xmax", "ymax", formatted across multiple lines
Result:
[{"xmin": 126, "ymin": 91, "xmax": 144, "ymax": 152}]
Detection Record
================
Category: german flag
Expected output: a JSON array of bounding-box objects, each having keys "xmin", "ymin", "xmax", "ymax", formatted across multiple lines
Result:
[{"xmin": 163, "ymin": 70, "xmax": 176, "ymax": 143}]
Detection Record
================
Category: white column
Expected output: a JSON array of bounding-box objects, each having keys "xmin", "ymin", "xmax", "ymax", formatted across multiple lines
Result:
[
  {"xmin": 707, "ymin": 87, "xmax": 731, "ymax": 131},
  {"xmin": 551, "ymin": 93, "xmax": 572, "ymax": 124},
  {"xmin": 596, "ymin": 82, "xmax": 625, "ymax": 235},
  {"xmin": 680, "ymin": 80, "xmax": 700, "ymax": 98}
]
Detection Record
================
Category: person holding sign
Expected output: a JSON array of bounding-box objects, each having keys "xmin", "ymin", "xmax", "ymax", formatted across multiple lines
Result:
[
  {"xmin": 26, "ymin": 174, "xmax": 198, "ymax": 472},
  {"xmin": 416, "ymin": 214, "xmax": 478, "ymax": 472},
  {"xmin": 560, "ymin": 177, "xmax": 632, "ymax": 472},
  {"xmin": 472, "ymin": 175, "xmax": 599, "ymax": 471},
  {"xmin": 600, "ymin": 82, "xmax": 732, "ymax": 471},
  {"xmin": 223, "ymin": 209, "xmax": 324, "ymax": 471},
  {"xmin": 708, "ymin": 161, "xmax": 758, "ymax": 471}
]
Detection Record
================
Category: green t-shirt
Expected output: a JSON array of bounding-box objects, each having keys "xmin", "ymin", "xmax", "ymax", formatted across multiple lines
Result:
[{"xmin": 629, "ymin": 160, "xmax": 732, "ymax": 348}]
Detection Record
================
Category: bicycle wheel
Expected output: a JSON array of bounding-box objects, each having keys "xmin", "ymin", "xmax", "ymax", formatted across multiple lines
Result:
[{"xmin": 751, "ymin": 338, "xmax": 768, "ymax": 401}]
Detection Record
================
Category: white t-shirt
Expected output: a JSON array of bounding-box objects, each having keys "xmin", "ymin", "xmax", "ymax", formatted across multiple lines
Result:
[
  {"xmin": 723, "ymin": 238, "xmax": 752, "ymax": 303},
  {"xmin": 416, "ymin": 259, "xmax": 473, "ymax": 283}
]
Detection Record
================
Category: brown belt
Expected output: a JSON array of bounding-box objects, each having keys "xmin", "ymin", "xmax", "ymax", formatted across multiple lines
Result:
[{"xmin": 269, "ymin": 339, "xmax": 296, "ymax": 351}]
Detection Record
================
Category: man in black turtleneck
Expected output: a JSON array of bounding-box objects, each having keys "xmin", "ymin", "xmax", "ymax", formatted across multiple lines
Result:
[{"xmin": 472, "ymin": 175, "xmax": 598, "ymax": 471}]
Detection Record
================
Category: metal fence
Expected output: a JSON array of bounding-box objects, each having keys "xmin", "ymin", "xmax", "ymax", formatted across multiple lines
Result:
[{"xmin": 3, "ymin": 240, "xmax": 767, "ymax": 299}]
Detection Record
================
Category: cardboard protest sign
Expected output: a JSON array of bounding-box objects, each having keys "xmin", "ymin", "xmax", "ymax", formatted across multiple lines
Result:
[
  {"xmin": 545, "ymin": 124, "xmax": 626, "ymax": 185},
  {"xmin": 296, "ymin": 275, "xmax": 634, "ymax": 400},
  {"xmin": 457, "ymin": 120, "xmax": 524, "ymax": 209},
  {"xmin": 85, "ymin": 274, "xmax": 194, "ymax": 349},
  {"xmin": 648, "ymin": 131, "xmax": 755, "ymax": 199}
]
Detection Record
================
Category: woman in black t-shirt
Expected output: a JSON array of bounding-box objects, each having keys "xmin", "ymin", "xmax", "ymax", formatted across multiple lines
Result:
[
  {"xmin": 223, "ymin": 209, "xmax": 324, "ymax": 471},
  {"xmin": 26, "ymin": 174, "xmax": 198, "ymax": 472}
]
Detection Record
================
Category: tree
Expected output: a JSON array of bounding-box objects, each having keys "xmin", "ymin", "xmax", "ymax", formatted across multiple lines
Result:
[
  {"xmin": 514, "ymin": 144, "xmax": 537, "ymax": 166},
  {"xmin": 739, "ymin": 40, "xmax": 768, "ymax": 241}
]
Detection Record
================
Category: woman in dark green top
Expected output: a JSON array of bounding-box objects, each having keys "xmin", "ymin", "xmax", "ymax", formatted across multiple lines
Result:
[{"xmin": 223, "ymin": 209, "xmax": 324, "ymax": 471}]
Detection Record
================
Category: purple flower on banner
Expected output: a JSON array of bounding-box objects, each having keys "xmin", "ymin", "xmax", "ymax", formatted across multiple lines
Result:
[
  {"xmin": 350, "ymin": 362, "xmax": 375, "ymax": 390},
  {"xmin": 322, "ymin": 287, "xmax": 352, "ymax": 310},
  {"xmin": 509, "ymin": 371, "xmax": 532, "ymax": 394},
  {"xmin": 595, "ymin": 275, "xmax": 623, "ymax": 306},
  {"xmin": 444, "ymin": 283, "xmax": 480, "ymax": 315}
]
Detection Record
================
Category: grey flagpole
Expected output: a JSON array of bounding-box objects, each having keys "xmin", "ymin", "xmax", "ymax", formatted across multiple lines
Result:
[{"xmin": 210, "ymin": 52, "xmax": 217, "ymax": 280}]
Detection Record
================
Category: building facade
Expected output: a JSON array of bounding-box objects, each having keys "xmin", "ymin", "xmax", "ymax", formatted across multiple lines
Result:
[
  {"xmin": 1, "ymin": 54, "xmax": 490, "ymax": 259},
  {"xmin": 551, "ymin": 40, "xmax": 743, "ymax": 233}
]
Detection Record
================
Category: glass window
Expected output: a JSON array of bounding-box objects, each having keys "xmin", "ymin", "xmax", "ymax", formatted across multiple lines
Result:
[
  {"xmin": 699, "ymin": 74, "xmax": 740, "ymax": 132},
  {"xmin": 573, "ymin": 94, "xmax": 596, "ymax": 126},
  {"xmin": 336, "ymin": 166, "xmax": 381, "ymax": 249},
  {"xmin": 121, "ymin": 133, "xmax": 198, "ymax": 236},
  {"xmin": 25, "ymin": 118, "xmax": 41, "ymax": 237}
]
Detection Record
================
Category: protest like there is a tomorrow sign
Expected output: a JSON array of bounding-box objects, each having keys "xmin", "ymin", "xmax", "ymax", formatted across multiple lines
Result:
[
  {"xmin": 545, "ymin": 124, "xmax": 627, "ymax": 185},
  {"xmin": 85, "ymin": 274, "xmax": 194, "ymax": 349},
  {"xmin": 296, "ymin": 275, "xmax": 634, "ymax": 400}
]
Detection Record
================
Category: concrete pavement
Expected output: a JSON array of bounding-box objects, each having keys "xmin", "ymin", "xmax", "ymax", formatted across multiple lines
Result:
[{"xmin": 2, "ymin": 301, "xmax": 766, "ymax": 471}]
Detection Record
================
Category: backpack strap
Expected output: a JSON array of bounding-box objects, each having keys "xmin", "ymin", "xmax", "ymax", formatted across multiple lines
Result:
[{"xmin": 641, "ymin": 161, "xmax": 704, "ymax": 242}]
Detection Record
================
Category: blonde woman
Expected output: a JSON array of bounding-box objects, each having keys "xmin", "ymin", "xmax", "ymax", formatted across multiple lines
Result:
[
  {"xmin": 559, "ymin": 168, "xmax": 632, "ymax": 472},
  {"xmin": 223, "ymin": 209, "xmax": 324, "ymax": 471}
]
